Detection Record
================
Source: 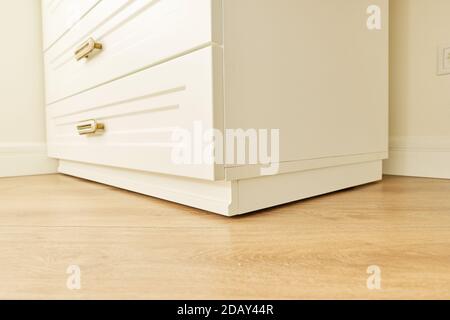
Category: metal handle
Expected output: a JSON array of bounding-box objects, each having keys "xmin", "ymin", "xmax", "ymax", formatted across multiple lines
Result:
[
  {"xmin": 77, "ymin": 120, "xmax": 105, "ymax": 136},
  {"xmin": 74, "ymin": 38, "xmax": 103, "ymax": 61}
]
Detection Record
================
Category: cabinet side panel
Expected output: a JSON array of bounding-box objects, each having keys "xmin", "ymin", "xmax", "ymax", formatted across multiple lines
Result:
[{"xmin": 223, "ymin": 0, "xmax": 389, "ymax": 163}]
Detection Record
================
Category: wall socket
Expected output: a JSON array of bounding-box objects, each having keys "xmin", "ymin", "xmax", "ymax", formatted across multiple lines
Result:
[{"xmin": 437, "ymin": 44, "xmax": 450, "ymax": 75}]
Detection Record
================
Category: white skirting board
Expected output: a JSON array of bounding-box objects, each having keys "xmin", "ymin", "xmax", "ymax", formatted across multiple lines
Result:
[
  {"xmin": 383, "ymin": 137, "xmax": 450, "ymax": 179},
  {"xmin": 59, "ymin": 160, "xmax": 382, "ymax": 216},
  {"xmin": 0, "ymin": 144, "xmax": 58, "ymax": 178}
]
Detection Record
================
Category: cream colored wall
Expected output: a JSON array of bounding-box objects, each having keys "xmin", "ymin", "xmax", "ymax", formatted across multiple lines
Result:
[
  {"xmin": 0, "ymin": 0, "xmax": 57, "ymax": 177},
  {"xmin": 385, "ymin": 0, "xmax": 450, "ymax": 178}
]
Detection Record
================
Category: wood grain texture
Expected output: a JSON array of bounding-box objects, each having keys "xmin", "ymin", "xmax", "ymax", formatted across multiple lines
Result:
[{"xmin": 0, "ymin": 174, "xmax": 449, "ymax": 299}]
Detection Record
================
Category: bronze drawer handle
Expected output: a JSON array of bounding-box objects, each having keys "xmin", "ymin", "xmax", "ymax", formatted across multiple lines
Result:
[
  {"xmin": 77, "ymin": 120, "xmax": 105, "ymax": 136},
  {"xmin": 74, "ymin": 38, "xmax": 103, "ymax": 61}
]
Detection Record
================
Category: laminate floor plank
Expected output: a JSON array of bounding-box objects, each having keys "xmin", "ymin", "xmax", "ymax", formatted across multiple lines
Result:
[{"xmin": 0, "ymin": 174, "xmax": 449, "ymax": 299}]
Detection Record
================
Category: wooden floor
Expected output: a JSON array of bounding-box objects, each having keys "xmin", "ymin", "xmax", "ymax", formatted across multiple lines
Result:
[{"xmin": 0, "ymin": 174, "xmax": 449, "ymax": 300}]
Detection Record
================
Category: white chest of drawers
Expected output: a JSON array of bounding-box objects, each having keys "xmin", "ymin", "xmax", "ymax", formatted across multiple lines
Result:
[{"xmin": 42, "ymin": 0, "xmax": 389, "ymax": 216}]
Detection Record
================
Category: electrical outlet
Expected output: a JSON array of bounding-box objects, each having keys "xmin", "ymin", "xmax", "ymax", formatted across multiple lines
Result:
[{"xmin": 437, "ymin": 44, "xmax": 450, "ymax": 75}]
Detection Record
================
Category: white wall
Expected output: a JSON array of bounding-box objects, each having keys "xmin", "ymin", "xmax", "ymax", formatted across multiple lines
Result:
[
  {"xmin": 0, "ymin": 0, "xmax": 57, "ymax": 177},
  {"xmin": 384, "ymin": 0, "xmax": 450, "ymax": 179}
]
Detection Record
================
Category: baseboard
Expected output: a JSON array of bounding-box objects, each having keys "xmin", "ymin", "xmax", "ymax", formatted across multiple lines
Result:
[
  {"xmin": 59, "ymin": 159, "xmax": 382, "ymax": 216},
  {"xmin": 383, "ymin": 136, "xmax": 450, "ymax": 179},
  {"xmin": 0, "ymin": 143, "xmax": 58, "ymax": 178}
]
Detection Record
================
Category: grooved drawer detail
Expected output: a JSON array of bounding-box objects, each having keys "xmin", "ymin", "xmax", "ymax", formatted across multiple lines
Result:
[
  {"xmin": 44, "ymin": 0, "xmax": 221, "ymax": 104},
  {"xmin": 47, "ymin": 46, "xmax": 223, "ymax": 181}
]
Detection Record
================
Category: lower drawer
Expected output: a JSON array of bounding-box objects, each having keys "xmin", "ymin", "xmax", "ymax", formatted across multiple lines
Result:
[{"xmin": 47, "ymin": 46, "xmax": 224, "ymax": 181}]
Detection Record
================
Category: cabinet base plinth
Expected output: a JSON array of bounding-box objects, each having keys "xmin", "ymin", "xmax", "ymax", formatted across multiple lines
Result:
[{"xmin": 59, "ymin": 160, "xmax": 382, "ymax": 216}]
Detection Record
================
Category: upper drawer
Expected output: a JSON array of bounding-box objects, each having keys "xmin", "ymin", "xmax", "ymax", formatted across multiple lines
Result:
[
  {"xmin": 41, "ymin": 0, "xmax": 100, "ymax": 51},
  {"xmin": 44, "ymin": 0, "xmax": 222, "ymax": 104}
]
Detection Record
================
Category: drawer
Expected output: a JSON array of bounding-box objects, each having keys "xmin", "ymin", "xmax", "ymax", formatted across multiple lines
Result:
[
  {"xmin": 44, "ymin": 0, "xmax": 222, "ymax": 104},
  {"xmin": 47, "ymin": 46, "xmax": 224, "ymax": 181},
  {"xmin": 41, "ymin": 0, "xmax": 100, "ymax": 51}
]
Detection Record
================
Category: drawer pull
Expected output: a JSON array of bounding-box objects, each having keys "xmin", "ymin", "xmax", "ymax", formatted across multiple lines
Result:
[
  {"xmin": 75, "ymin": 38, "xmax": 103, "ymax": 61},
  {"xmin": 77, "ymin": 120, "xmax": 105, "ymax": 136}
]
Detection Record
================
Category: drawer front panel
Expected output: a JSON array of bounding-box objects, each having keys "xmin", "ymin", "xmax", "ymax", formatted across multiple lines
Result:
[
  {"xmin": 42, "ymin": 0, "xmax": 100, "ymax": 50},
  {"xmin": 47, "ymin": 47, "xmax": 223, "ymax": 181},
  {"xmin": 44, "ymin": 0, "xmax": 221, "ymax": 104}
]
